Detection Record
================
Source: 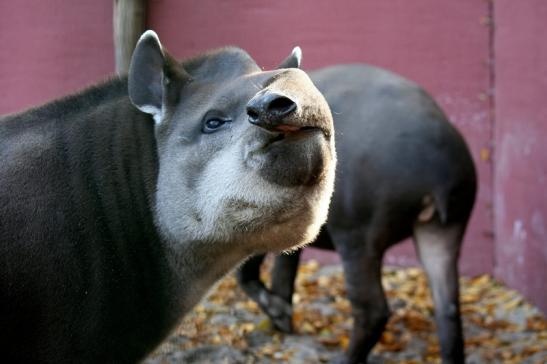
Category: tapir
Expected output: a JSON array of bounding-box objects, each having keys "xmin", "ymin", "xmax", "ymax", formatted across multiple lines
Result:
[
  {"xmin": 238, "ymin": 63, "xmax": 477, "ymax": 364},
  {"xmin": 0, "ymin": 31, "xmax": 337, "ymax": 363}
]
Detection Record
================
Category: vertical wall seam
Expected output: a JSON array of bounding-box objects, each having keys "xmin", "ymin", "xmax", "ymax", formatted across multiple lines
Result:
[{"xmin": 488, "ymin": 0, "xmax": 497, "ymax": 277}]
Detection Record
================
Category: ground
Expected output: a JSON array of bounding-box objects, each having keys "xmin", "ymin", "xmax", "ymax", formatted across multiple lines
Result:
[{"xmin": 145, "ymin": 260, "xmax": 547, "ymax": 364}]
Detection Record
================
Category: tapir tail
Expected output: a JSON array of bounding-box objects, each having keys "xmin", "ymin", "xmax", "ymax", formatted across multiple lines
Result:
[
  {"xmin": 418, "ymin": 192, "xmax": 448, "ymax": 225},
  {"xmin": 433, "ymin": 190, "xmax": 449, "ymax": 224},
  {"xmin": 431, "ymin": 180, "xmax": 476, "ymax": 226}
]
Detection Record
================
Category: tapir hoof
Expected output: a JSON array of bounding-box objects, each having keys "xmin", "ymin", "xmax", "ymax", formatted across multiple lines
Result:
[
  {"xmin": 329, "ymin": 354, "xmax": 352, "ymax": 364},
  {"xmin": 270, "ymin": 315, "xmax": 293, "ymax": 333},
  {"xmin": 258, "ymin": 290, "xmax": 294, "ymax": 333},
  {"xmin": 329, "ymin": 353, "xmax": 376, "ymax": 364}
]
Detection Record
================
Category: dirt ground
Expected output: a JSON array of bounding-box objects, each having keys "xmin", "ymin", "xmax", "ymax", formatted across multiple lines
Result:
[{"xmin": 145, "ymin": 260, "xmax": 547, "ymax": 364}]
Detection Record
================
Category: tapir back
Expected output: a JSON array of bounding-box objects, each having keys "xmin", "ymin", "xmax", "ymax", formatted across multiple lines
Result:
[
  {"xmin": 0, "ymin": 81, "xmax": 176, "ymax": 363},
  {"xmin": 311, "ymin": 64, "xmax": 476, "ymax": 236}
]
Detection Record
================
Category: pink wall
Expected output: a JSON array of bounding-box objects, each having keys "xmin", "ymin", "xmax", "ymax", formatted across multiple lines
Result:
[
  {"xmin": 0, "ymin": 1, "xmax": 544, "ymax": 310},
  {"xmin": 0, "ymin": 1, "xmax": 114, "ymax": 114},
  {"xmin": 494, "ymin": 0, "xmax": 547, "ymax": 312}
]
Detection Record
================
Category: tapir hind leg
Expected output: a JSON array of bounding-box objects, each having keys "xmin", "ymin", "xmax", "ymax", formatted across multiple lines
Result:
[
  {"xmin": 413, "ymin": 220, "xmax": 466, "ymax": 364},
  {"xmin": 331, "ymin": 227, "xmax": 390, "ymax": 364}
]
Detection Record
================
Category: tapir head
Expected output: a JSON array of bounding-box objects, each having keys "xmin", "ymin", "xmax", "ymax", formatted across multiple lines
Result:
[{"xmin": 128, "ymin": 31, "xmax": 335, "ymax": 254}]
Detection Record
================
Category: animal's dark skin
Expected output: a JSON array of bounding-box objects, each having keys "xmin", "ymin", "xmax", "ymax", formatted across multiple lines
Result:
[
  {"xmin": 238, "ymin": 64, "xmax": 477, "ymax": 364},
  {"xmin": 0, "ymin": 32, "xmax": 336, "ymax": 364}
]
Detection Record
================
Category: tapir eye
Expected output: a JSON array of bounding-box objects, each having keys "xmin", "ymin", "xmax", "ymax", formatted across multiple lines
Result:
[{"xmin": 202, "ymin": 118, "xmax": 231, "ymax": 133}]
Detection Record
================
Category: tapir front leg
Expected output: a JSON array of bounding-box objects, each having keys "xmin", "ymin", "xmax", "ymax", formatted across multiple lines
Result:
[
  {"xmin": 238, "ymin": 254, "xmax": 267, "ymax": 301},
  {"xmin": 237, "ymin": 254, "xmax": 295, "ymax": 332},
  {"xmin": 269, "ymin": 226, "xmax": 334, "ymax": 330},
  {"xmin": 331, "ymin": 228, "xmax": 390, "ymax": 364},
  {"xmin": 269, "ymin": 251, "xmax": 302, "ymax": 332},
  {"xmin": 413, "ymin": 220, "xmax": 466, "ymax": 364}
]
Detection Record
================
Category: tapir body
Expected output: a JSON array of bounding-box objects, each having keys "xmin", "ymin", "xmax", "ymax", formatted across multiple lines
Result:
[
  {"xmin": 239, "ymin": 64, "xmax": 476, "ymax": 364},
  {"xmin": 0, "ymin": 32, "xmax": 336, "ymax": 363}
]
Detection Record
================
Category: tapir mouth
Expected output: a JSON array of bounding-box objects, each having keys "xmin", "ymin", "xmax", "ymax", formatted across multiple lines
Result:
[
  {"xmin": 263, "ymin": 116, "xmax": 331, "ymax": 135},
  {"xmin": 275, "ymin": 124, "xmax": 325, "ymax": 134},
  {"xmin": 263, "ymin": 125, "xmax": 327, "ymax": 148}
]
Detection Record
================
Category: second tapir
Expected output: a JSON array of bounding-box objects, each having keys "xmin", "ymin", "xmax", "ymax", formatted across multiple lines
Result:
[
  {"xmin": 0, "ymin": 31, "xmax": 336, "ymax": 363},
  {"xmin": 239, "ymin": 63, "xmax": 477, "ymax": 364}
]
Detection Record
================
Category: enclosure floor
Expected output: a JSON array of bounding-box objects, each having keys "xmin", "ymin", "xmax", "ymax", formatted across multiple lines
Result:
[{"xmin": 146, "ymin": 261, "xmax": 547, "ymax": 364}]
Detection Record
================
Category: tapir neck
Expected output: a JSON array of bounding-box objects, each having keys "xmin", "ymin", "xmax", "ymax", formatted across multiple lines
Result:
[
  {"xmin": 1, "ymin": 85, "xmax": 183, "ymax": 361},
  {"xmin": 56, "ymin": 94, "xmax": 161, "ymax": 247},
  {"xmin": 53, "ymin": 94, "xmax": 185, "ymax": 357}
]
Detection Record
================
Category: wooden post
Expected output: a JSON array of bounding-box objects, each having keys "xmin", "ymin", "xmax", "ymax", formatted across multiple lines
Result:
[{"xmin": 113, "ymin": 0, "xmax": 147, "ymax": 75}]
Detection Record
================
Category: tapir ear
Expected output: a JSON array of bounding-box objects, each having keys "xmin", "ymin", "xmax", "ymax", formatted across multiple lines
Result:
[
  {"xmin": 128, "ymin": 30, "xmax": 189, "ymax": 123},
  {"xmin": 277, "ymin": 46, "xmax": 302, "ymax": 69}
]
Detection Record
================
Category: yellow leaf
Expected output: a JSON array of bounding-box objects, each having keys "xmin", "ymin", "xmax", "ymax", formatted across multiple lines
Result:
[
  {"xmin": 256, "ymin": 318, "xmax": 272, "ymax": 331},
  {"xmin": 339, "ymin": 335, "xmax": 350, "ymax": 350}
]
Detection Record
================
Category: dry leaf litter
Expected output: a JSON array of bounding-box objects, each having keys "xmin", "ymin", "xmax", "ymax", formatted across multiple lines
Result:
[{"xmin": 146, "ymin": 259, "xmax": 547, "ymax": 364}]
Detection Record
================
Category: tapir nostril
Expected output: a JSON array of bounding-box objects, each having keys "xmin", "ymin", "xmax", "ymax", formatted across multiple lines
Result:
[
  {"xmin": 246, "ymin": 107, "xmax": 260, "ymax": 122},
  {"xmin": 268, "ymin": 96, "xmax": 296, "ymax": 117}
]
